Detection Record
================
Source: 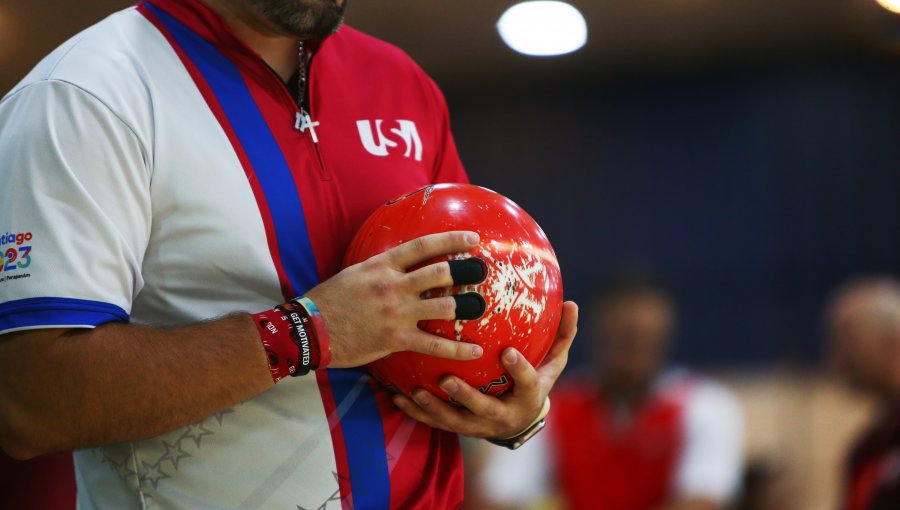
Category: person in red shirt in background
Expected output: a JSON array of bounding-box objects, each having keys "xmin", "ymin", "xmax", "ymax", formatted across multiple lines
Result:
[
  {"xmin": 826, "ymin": 277, "xmax": 900, "ymax": 510},
  {"xmin": 471, "ymin": 273, "xmax": 744, "ymax": 510}
]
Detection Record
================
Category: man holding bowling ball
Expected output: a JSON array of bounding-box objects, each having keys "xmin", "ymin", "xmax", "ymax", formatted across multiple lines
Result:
[{"xmin": 0, "ymin": 0, "xmax": 577, "ymax": 508}]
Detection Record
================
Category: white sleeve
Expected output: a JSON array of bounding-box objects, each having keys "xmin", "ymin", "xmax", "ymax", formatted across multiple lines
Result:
[
  {"xmin": 0, "ymin": 80, "xmax": 151, "ymax": 334},
  {"xmin": 674, "ymin": 381, "xmax": 745, "ymax": 502},
  {"xmin": 478, "ymin": 429, "xmax": 553, "ymax": 506}
]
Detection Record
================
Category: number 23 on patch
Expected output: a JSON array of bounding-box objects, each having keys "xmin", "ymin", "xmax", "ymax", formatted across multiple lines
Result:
[{"xmin": 4, "ymin": 247, "xmax": 31, "ymax": 272}]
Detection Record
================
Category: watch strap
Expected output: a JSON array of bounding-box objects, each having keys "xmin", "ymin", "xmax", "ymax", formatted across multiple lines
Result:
[{"xmin": 486, "ymin": 397, "xmax": 550, "ymax": 450}]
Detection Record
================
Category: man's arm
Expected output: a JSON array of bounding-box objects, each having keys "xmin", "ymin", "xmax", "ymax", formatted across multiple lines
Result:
[
  {"xmin": 0, "ymin": 231, "xmax": 485, "ymax": 460},
  {"xmin": 0, "ymin": 316, "xmax": 271, "ymax": 460}
]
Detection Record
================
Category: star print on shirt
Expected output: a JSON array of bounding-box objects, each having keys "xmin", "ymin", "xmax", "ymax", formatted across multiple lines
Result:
[
  {"xmin": 99, "ymin": 406, "xmax": 236, "ymax": 495},
  {"xmin": 181, "ymin": 421, "xmax": 214, "ymax": 448},
  {"xmin": 140, "ymin": 459, "xmax": 171, "ymax": 490},
  {"xmin": 160, "ymin": 439, "xmax": 192, "ymax": 470},
  {"xmin": 103, "ymin": 452, "xmax": 137, "ymax": 480}
]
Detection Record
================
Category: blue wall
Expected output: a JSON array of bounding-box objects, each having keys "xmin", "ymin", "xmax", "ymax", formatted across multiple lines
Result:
[{"xmin": 448, "ymin": 53, "xmax": 900, "ymax": 367}]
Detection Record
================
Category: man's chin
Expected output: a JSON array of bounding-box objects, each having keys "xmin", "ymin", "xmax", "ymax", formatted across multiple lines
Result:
[{"xmin": 249, "ymin": 0, "xmax": 347, "ymax": 41}]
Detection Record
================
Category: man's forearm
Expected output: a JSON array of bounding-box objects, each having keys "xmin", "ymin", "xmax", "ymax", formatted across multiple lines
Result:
[{"xmin": 0, "ymin": 315, "xmax": 273, "ymax": 459}]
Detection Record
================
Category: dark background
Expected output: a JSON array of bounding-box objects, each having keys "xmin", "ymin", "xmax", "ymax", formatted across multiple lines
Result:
[
  {"xmin": 451, "ymin": 54, "xmax": 900, "ymax": 367},
  {"xmin": 1, "ymin": 0, "xmax": 898, "ymax": 368}
]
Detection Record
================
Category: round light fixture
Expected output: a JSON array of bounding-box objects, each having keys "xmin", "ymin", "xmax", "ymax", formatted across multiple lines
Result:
[
  {"xmin": 497, "ymin": 1, "xmax": 588, "ymax": 57},
  {"xmin": 875, "ymin": 0, "xmax": 900, "ymax": 14}
]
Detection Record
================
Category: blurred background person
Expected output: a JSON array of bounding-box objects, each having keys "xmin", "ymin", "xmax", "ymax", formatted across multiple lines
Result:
[
  {"xmin": 826, "ymin": 277, "xmax": 900, "ymax": 510},
  {"xmin": 468, "ymin": 272, "xmax": 744, "ymax": 510}
]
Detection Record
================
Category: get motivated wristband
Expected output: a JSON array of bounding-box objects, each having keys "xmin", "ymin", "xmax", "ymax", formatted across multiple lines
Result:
[
  {"xmin": 252, "ymin": 296, "xmax": 332, "ymax": 383},
  {"xmin": 292, "ymin": 297, "xmax": 332, "ymax": 368}
]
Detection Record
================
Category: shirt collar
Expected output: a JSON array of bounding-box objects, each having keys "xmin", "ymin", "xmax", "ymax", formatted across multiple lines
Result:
[{"xmin": 143, "ymin": 0, "xmax": 262, "ymax": 60}]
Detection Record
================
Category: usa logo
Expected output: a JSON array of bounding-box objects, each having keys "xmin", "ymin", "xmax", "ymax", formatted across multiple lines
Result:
[{"xmin": 356, "ymin": 119, "xmax": 423, "ymax": 162}]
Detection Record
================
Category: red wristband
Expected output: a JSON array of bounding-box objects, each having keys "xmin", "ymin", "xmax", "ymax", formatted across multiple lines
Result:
[
  {"xmin": 252, "ymin": 307, "xmax": 302, "ymax": 383},
  {"xmin": 251, "ymin": 296, "xmax": 330, "ymax": 383}
]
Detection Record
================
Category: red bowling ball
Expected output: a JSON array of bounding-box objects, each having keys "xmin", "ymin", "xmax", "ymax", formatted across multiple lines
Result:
[{"xmin": 343, "ymin": 184, "xmax": 564, "ymax": 400}]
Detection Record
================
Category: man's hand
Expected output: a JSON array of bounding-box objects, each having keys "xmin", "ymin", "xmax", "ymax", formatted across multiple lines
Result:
[
  {"xmin": 306, "ymin": 230, "xmax": 487, "ymax": 369},
  {"xmin": 391, "ymin": 301, "xmax": 578, "ymax": 439}
]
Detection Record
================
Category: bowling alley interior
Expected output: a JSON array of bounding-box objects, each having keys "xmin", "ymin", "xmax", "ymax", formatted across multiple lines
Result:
[{"xmin": 1, "ymin": 1, "xmax": 899, "ymax": 509}]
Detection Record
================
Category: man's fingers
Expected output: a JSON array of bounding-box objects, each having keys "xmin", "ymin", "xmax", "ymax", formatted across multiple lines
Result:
[
  {"xmin": 392, "ymin": 394, "xmax": 445, "ymax": 430},
  {"xmin": 413, "ymin": 294, "xmax": 486, "ymax": 322},
  {"xmin": 555, "ymin": 301, "xmax": 579, "ymax": 344},
  {"xmin": 453, "ymin": 293, "xmax": 486, "ymax": 320},
  {"xmin": 438, "ymin": 376, "xmax": 505, "ymax": 421},
  {"xmin": 404, "ymin": 258, "xmax": 488, "ymax": 293},
  {"xmin": 392, "ymin": 392, "xmax": 476, "ymax": 435},
  {"xmin": 405, "ymin": 262, "xmax": 453, "ymax": 292},
  {"xmin": 404, "ymin": 330, "xmax": 484, "ymax": 360},
  {"xmin": 408, "ymin": 390, "xmax": 480, "ymax": 435},
  {"xmin": 386, "ymin": 231, "xmax": 479, "ymax": 270},
  {"xmin": 537, "ymin": 301, "xmax": 579, "ymax": 381},
  {"xmin": 448, "ymin": 258, "xmax": 487, "ymax": 286},
  {"xmin": 501, "ymin": 348, "xmax": 541, "ymax": 397},
  {"xmin": 414, "ymin": 296, "xmax": 457, "ymax": 321}
]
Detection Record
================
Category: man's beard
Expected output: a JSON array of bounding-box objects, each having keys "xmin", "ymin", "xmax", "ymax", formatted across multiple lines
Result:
[{"xmin": 246, "ymin": 0, "xmax": 347, "ymax": 40}]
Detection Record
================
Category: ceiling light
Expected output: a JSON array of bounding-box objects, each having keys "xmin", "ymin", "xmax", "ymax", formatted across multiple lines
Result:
[
  {"xmin": 875, "ymin": 0, "xmax": 900, "ymax": 14},
  {"xmin": 497, "ymin": 1, "xmax": 588, "ymax": 57}
]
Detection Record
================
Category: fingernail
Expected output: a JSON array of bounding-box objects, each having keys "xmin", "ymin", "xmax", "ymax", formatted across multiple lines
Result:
[
  {"xmin": 454, "ymin": 293, "xmax": 487, "ymax": 321},
  {"xmin": 413, "ymin": 391, "xmax": 430, "ymax": 407},
  {"xmin": 465, "ymin": 232, "xmax": 480, "ymax": 245},
  {"xmin": 471, "ymin": 344, "xmax": 484, "ymax": 358},
  {"xmin": 440, "ymin": 379, "xmax": 459, "ymax": 395},
  {"xmin": 504, "ymin": 348, "xmax": 518, "ymax": 365},
  {"xmin": 449, "ymin": 258, "xmax": 487, "ymax": 286}
]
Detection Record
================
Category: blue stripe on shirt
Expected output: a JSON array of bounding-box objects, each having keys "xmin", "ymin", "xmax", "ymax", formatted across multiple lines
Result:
[{"xmin": 0, "ymin": 296, "xmax": 128, "ymax": 332}]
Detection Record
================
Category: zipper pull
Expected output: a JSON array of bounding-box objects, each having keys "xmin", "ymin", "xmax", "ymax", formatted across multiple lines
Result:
[{"xmin": 295, "ymin": 110, "xmax": 320, "ymax": 144}]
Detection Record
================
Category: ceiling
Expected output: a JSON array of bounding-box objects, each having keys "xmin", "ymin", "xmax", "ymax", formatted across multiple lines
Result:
[
  {"xmin": 349, "ymin": 0, "xmax": 899, "ymax": 83},
  {"xmin": 0, "ymin": 0, "xmax": 898, "ymax": 92}
]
